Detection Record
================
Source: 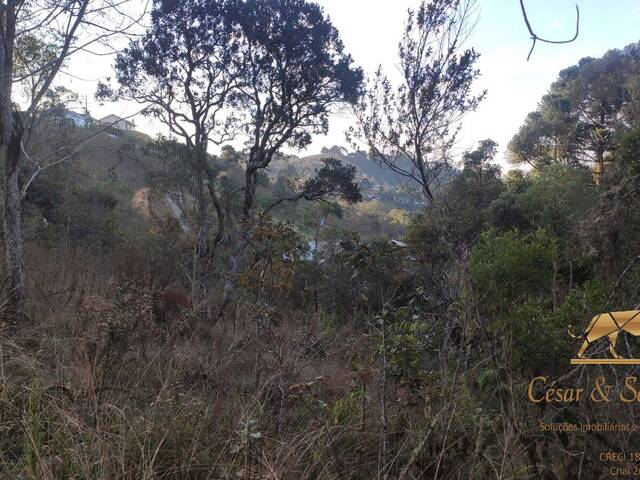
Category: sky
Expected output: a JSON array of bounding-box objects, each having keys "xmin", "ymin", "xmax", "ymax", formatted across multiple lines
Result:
[{"xmin": 59, "ymin": 0, "xmax": 640, "ymax": 168}]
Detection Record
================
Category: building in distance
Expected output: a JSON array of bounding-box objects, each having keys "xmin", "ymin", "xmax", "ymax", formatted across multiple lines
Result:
[{"xmin": 98, "ymin": 114, "xmax": 135, "ymax": 131}]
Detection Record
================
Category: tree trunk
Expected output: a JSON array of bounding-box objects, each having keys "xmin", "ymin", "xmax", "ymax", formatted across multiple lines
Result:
[
  {"xmin": 242, "ymin": 167, "xmax": 258, "ymax": 219},
  {"xmin": 191, "ymin": 181, "xmax": 210, "ymax": 315},
  {"xmin": 191, "ymin": 145, "xmax": 211, "ymax": 316},
  {"xmin": 217, "ymin": 231, "xmax": 249, "ymax": 320},
  {"xmin": 0, "ymin": 5, "xmax": 22, "ymax": 319},
  {"xmin": 218, "ymin": 164, "xmax": 259, "ymax": 319},
  {"xmin": 596, "ymin": 113, "xmax": 606, "ymax": 186},
  {"xmin": 4, "ymin": 135, "xmax": 24, "ymax": 317},
  {"xmin": 596, "ymin": 148, "xmax": 604, "ymax": 186}
]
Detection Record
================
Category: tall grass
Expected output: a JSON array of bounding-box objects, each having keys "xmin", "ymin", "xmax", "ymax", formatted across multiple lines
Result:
[{"xmin": 0, "ymin": 245, "xmax": 536, "ymax": 479}]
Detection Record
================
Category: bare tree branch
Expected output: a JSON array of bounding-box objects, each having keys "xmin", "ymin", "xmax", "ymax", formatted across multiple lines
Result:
[{"xmin": 19, "ymin": 108, "xmax": 146, "ymax": 199}]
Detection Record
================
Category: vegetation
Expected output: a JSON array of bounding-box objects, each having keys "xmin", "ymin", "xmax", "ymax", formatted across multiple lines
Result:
[{"xmin": 2, "ymin": 0, "xmax": 640, "ymax": 478}]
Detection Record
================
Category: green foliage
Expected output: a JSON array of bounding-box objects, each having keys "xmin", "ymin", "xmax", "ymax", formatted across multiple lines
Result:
[
  {"xmin": 325, "ymin": 390, "xmax": 362, "ymax": 427},
  {"xmin": 238, "ymin": 220, "xmax": 308, "ymax": 306},
  {"xmin": 508, "ymin": 279, "xmax": 609, "ymax": 375},
  {"xmin": 406, "ymin": 210, "xmax": 451, "ymax": 265},
  {"xmin": 24, "ymin": 161, "xmax": 121, "ymax": 248},
  {"xmin": 65, "ymin": 188, "xmax": 120, "ymax": 246},
  {"xmin": 504, "ymin": 169, "xmax": 532, "ymax": 194},
  {"xmin": 444, "ymin": 140, "xmax": 505, "ymax": 244},
  {"xmin": 298, "ymin": 158, "xmax": 362, "ymax": 204},
  {"xmin": 470, "ymin": 229, "xmax": 557, "ymax": 310},
  {"xmin": 347, "ymin": 240, "xmax": 417, "ymax": 312},
  {"xmin": 508, "ymin": 104, "xmax": 575, "ymax": 169},
  {"xmin": 489, "ymin": 165, "xmax": 596, "ymax": 245},
  {"xmin": 407, "ymin": 139, "xmax": 504, "ymax": 262},
  {"xmin": 614, "ymin": 126, "xmax": 640, "ymax": 175},
  {"xmin": 384, "ymin": 306, "xmax": 432, "ymax": 393},
  {"xmin": 508, "ymin": 298, "xmax": 570, "ymax": 374},
  {"xmin": 511, "ymin": 164, "xmax": 597, "ymax": 237},
  {"xmin": 509, "ymin": 44, "xmax": 640, "ymax": 170},
  {"xmin": 489, "ymin": 192, "xmax": 530, "ymax": 232}
]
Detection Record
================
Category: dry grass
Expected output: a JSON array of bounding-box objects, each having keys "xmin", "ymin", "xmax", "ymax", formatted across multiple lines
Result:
[
  {"xmin": 1, "ymin": 243, "xmax": 568, "ymax": 479},
  {"xmin": 0, "ymin": 246, "xmax": 394, "ymax": 479}
]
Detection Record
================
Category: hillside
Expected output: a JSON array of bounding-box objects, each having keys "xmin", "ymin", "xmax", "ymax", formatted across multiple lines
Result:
[
  {"xmin": 23, "ymin": 126, "xmax": 415, "ymax": 248},
  {"xmin": 270, "ymin": 145, "xmax": 405, "ymax": 186},
  {"xmin": 270, "ymin": 145, "xmax": 454, "ymax": 210}
]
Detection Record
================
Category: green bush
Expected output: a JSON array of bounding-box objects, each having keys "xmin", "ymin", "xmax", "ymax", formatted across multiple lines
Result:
[
  {"xmin": 470, "ymin": 228, "xmax": 557, "ymax": 311},
  {"xmin": 509, "ymin": 279, "xmax": 609, "ymax": 374}
]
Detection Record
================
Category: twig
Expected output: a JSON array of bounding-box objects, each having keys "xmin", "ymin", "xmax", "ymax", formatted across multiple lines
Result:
[
  {"xmin": 519, "ymin": 0, "xmax": 580, "ymax": 61},
  {"xmin": 603, "ymin": 254, "xmax": 640, "ymax": 312}
]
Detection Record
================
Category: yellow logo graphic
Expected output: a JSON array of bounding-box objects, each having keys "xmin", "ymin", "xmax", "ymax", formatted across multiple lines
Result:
[{"xmin": 569, "ymin": 311, "xmax": 640, "ymax": 365}]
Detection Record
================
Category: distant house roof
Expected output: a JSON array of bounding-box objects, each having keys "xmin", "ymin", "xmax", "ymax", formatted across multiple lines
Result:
[
  {"xmin": 63, "ymin": 110, "xmax": 90, "ymax": 119},
  {"xmin": 51, "ymin": 109, "xmax": 92, "ymax": 127},
  {"xmin": 389, "ymin": 239, "xmax": 408, "ymax": 248},
  {"xmin": 98, "ymin": 114, "xmax": 135, "ymax": 127}
]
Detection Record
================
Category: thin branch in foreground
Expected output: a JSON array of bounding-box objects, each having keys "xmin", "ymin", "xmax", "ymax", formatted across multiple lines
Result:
[
  {"xmin": 19, "ymin": 108, "xmax": 147, "ymax": 200},
  {"xmin": 519, "ymin": 0, "xmax": 579, "ymax": 61}
]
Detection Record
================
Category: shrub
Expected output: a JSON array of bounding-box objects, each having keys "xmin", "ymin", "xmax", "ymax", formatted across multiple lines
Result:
[{"xmin": 470, "ymin": 228, "xmax": 557, "ymax": 311}]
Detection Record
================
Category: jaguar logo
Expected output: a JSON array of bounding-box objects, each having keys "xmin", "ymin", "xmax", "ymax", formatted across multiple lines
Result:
[{"xmin": 569, "ymin": 311, "xmax": 640, "ymax": 364}]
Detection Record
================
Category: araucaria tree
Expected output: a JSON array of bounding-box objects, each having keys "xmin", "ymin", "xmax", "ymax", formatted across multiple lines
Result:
[
  {"xmin": 350, "ymin": 0, "xmax": 484, "ymax": 202},
  {"xmin": 508, "ymin": 45, "xmax": 640, "ymax": 182}
]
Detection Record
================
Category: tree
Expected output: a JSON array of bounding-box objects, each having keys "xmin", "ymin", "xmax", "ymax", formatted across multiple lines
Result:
[
  {"xmin": 109, "ymin": 0, "xmax": 362, "ymax": 317},
  {"xmin": 219, "ymin": 0, "xmax": 363, "ymax": 314},
  {"xmin": 470, "ymin": 228, "xmax": 557, "ymax": 313},
  {"xmin": 105, "ymin": 0, "xmax": 239, "ymax": 311},
  {"xmin": 507, "ymin": 98, "xmax": 577, "ymax": 170},
  {"xmin": 406, "ymin": 139, "xmax": 503, "ymax": 264},
  {"xmin": 228, "ymin": 0, "xmax": 362, "ymax": 218},
  {"xmin": 265, "ymin": 158, "xmax": 362, "ymax": 213},
  {"xmin": 460, "ymin": 138, "xmax": 498, "ymax": 169},
  {"xmin": 509, "ymin": 44, "xmax": 640, "ymax": 181},
  {"xmin": 444, "ymin": 139, "xmax": 503, "ymax": 245},
  {"xmin": 350, "ymin": 0, "xmax": 485, "ymax": 202},
  {"xmin": 513, "ymin": 164, "xmax": 596, "ymax": 238},
  {"xmin": 0, "ymin": 0, "xmax": 145, "ymax": 318}
]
